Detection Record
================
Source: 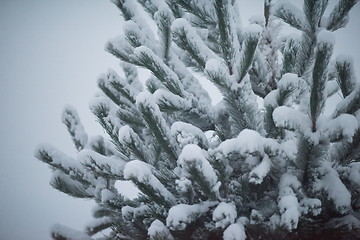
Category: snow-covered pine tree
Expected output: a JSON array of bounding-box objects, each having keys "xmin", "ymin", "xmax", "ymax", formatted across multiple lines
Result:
[{"xmin": 35, "ymin": 0, "xmax": 360, "ymax": 239}]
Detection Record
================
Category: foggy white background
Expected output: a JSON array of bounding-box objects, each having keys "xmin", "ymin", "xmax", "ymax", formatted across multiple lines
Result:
[{"xmin": 0, "ymin": 0, "xmax": 359, "ymax": 239}]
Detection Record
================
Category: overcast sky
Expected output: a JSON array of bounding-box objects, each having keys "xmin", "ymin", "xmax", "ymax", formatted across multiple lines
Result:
[{"xmin": 0, "ymin": 1, "xmax": 359, "ymax": 239}]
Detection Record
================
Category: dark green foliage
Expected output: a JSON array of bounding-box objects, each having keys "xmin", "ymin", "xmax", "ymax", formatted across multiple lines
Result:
[
  {"xmin": 237, "ymin": 31, "xmax": 260, "ymax": 82},
  {"xmin": 327, "ymin": 0, "xmax": 358, "ymax": 31},
  {"xmin": 37, "ymin": 0, "xmax": 360, "ymax": 239},
  {"xmin": 309, "ymin": 35, "xmax": 334, "ymax": 130}
]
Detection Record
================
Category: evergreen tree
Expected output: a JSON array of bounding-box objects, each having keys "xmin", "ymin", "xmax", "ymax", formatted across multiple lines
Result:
[{"xmin": 35, "ymin": 0, "xmax": 360, "ymax": 239}]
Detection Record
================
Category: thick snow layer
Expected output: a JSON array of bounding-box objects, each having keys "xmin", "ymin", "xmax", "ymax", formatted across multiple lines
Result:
[
  {"xmin": 175, "ymin": 177, "xmax": 192, "ymax": 193},
  {"xmin": 273, "ymin": 106, "xmax": 311, "ymax": 131},
  {"xmin": 100, "ymin": 189, "xmax": 115, "ymax": 203},
  {"xmin": 148, "ymin": 219, "xmax": 174, "ymax": 240},
  {"xmin": 212, "ymin": 202, "xmax": 237, "ymax": 229},
  {"xmin": 345, "ymin": 163, "xmax": 360, "ymax": 187},
  {"xmin": 319, "ymin": 114, "xmax": 358, "ymax": 142},
  {"xmin": 51, "ymin": 224, "xmax": 93, "ymax": 240},
  {"xmin": 166, "ymin": 202, "xmax": 217, "ymax": 230},
  {"xmin": 245, "ymin": 24, "xmax": 262, "ymax": 36},
  {"xmin": 171, "ymin": 121, "xmax": 208, "ymax": 149},
  {"xmin": 215, "ymin": 129, "xmax": 279, "ymax": 156},
  {"xmin": 122, "ymin": 161, "xmax": 148, "ymax": 183},
  {"xmin": 313, "ymin": 163, "xmax": 351, "ymax": 214},
  {"xmin": 118, "ymin": 125, "xmax": 133, "ymax": 143},
  {"xmin": 279, "ymin": 139, "xmax": 298, "ymax": 161},
  {"xmin": 278, "ymin": 173, "xmax": 301, "ymax": 231},
  {"xmin": 114, "ymin": 180, "xmax": 139, "ymax": 200},
  {"xmin": 299, "ymin": 198, "xmax": 322, "ymax": 216},
  {"xmin": 223, "ymin": 223, "xmax": 246, "ymax": 240},
  {"xmin": 123, "ymin": 160, "xmax": 175, "ymax": 203},
  {"xmin": 317, "ymin": 30, "xmax": 335, "ymax": 46},
  {"xmin": 249, "ymin": 154, "xmax": 272, "ymax": 184},
  {"xmin": 279, "ymin": 173, "xmax": 301, "ymax": 191},
  {"xmin": 178, "ymin": 144, "xmax": 220, "ymax": 194},
  {"xmin": 279, "ymin": 196, "xmax": 300, "ymax": 231},
  {"xmin": 122, "ymin": 204, "xmax": 149, "ymax": 220}
]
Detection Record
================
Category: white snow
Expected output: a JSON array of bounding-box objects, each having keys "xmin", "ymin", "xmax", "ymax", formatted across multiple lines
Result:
[
  {"xmin": 148, "ymin": 219, "xmax": 174, "ymax": 240},
  {"xmin": 171, "ymin": 121, "xmax": 208, "ymax": 149},
  {"xmin": 35, "ymin": 143, "xmax": 83, "ymax": 172},
  {"xmin": 317, "ymin": 30, "xmax": 335, "ymax": 46},
  {"xmin": 78, "ymin": 149, "xmax": 126, "ymax": 177},
  {"xmin": 250, "ymin": 209, "xmax": 265, "ymax": 224},
  {"xmin": 346, "ymin": 163, "xmax": 360, "ymax": 187},
  {"xmin": 313, "ymin": 163, "xmax": 351, "ymax": 214},
  {"xmin": 299, "ymin": 198, "xmax": 322, "ymax": 216},
  {"xmin": 245, "ymin": 24, "xmax": 262, "ymax": 36},
  {"xmin": 121, "ymin": 204, "xmax": 150, "ymax": 220},
  {"xmin": 100, "ymin": 189, "xmax": 115, "ymax": 203},
  {"xmin": 134, "ymin": 46, "xmax": 185, "ymax": 95},
  {"xmin": 223, "ymin": 223, "xmax": 246, "ymax": 240},
  {"xmin": 61, "ymin": 105, "xmax": 88, "ymax": 149},
  {"xmin": 175, "ymin": 177, "xmax": 192, "ymax": 193},
  {"xmin": 272, "ymin": 0, "xmax": 306, "ymax": 29},
  {"xmin": 319, "ymin": 114, "xmax": 359, "ymax": 142},
  {"xmin": 154, "ymin": 89, "xmax": 191, "ymax": 110},
  {"xmin": 172, "ymin": 18, "xmax": 219, "ymax": 63},
  {"xmin": 123, "ymin": 160, "xmax": 175, "ymax": 204},
  {"xmin": 249, "ymin": 154, "xmax": 272, "ymax": 184},
  {"xmin": 85, "ymin": 217, "xmax": 112, "ymax": 235},
  {"xmin": 215, "ymin": 129, "xmax": 279, "ymax": 156},
  {"xmin": 166, "ymin": 202, "xmax": 217, "ymax": 230},
  {"xmin": 51, "ymin": 224, "xmax": 93, "ymax": 240},
  {"xmin": 273, "ymin": 106, "xmax": 311, "ymax": 131},
  {"xmin": 114, "ymin": 180, "xmax": 140, "ymax": 200},
  {"xmin": 278, "ymin": 173, "xmax": 301, "ymax": 231},
  {"xmin": 178, "ymin": 144, "xmax": 220, "ymax": 195},
  {"xmin": 212, "ymin": 202, "xmax": 237, "ymax": 229}
]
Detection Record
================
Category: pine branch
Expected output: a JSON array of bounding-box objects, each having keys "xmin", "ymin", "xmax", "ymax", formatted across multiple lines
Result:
[
  {"xmin": 134, "ymin": 46, "xmax": 184, "ymax": 97},
  {"xmin": 61, "ymin": 105, "xmax": 88, "ymax": 151},
  {"xmin": 50, "ymin": 170, "xmax": 93, "ymax": 198},
  {"xmin": 326, "ymin": 0, "xmax": 357, "ymax": 31},
  {"xmin": 273, "ymin": 1, "xmax": 307, "ymax": 31},
  {"xmin": 281, "ymin": 36, "xmax": 300, "ymax": 75},
  {"xmin": 112, "ymin": 0, "xmax": 133, "ymax": 21},
  {"xmin": 155, "ymin": 8, "xmax": 173, "ymax": 62},
  {"xmin": 214, "ymin": 0, "xmax": 233, "ymax": 71},
  {"xmin": 136, "ymin": 92, "xmax": 179, "ymax": 163},
  {"xmin": 237, "ymin": 26, "xmax": 261, "ymax": 82},
  {"xmin": 335, "ymin": 55, "xmax": 356, "ymax": 98},
  {"xmin": 172, "ymin": 18, "xmax": 218, "ymax": 70},
  {"xmin": 310, "ymin": 31, "xmax": 334, "ymax": 131},
  {"xmin": 176, "ymin": 0, "xmax": 216, "ymax": 27}
]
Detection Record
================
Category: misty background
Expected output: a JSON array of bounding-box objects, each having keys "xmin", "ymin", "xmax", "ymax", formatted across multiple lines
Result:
[{"xmin": 0, "ymin": 0, "xmax": 359, "ymax": 239}]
